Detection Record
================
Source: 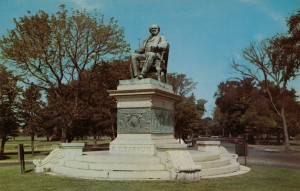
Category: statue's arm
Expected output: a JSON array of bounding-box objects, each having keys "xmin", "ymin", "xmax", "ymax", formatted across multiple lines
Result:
[
  {"xmin": 135, "ymin": 39, "xmax": 147, "ymax": 54},
  {"xmin": 157, "ymin": 36, "xmax": 168, "ymax": 51}
]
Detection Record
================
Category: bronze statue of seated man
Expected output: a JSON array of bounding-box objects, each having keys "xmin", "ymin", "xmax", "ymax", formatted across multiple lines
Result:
[{"xmin": 131, "ymin": 24, "xmax": 169, "ymax": 81}]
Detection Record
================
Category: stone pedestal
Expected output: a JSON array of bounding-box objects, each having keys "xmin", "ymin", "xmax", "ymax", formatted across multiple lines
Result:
[
  {"xmin": 108, "ymin": 78, "xmax": 181, "ymax": 154},
  {"xmin": 33, "ymin": 78, "xmax": 249, "ymax": 180}
]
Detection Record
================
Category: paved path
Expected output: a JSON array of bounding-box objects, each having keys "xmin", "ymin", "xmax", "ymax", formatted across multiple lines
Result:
[{"xmin": 222, "ymin": 142, "xmax": 300, "ymax": 169}]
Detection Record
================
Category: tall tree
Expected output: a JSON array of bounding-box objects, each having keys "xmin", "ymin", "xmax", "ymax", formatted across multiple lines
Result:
[
  {"xmin": 0, "ymin": 5, "xmax": 130, "ymax": 142},
  {"xmin": 233, "ymin": 10, "xmax": 300, "ymax": 149},
  {"xmin": 38, "ymin": 60, "xmax": 131, "ymax": 143},
  {"xmin": 0, "ymin": 66, "xmax": 20, "ymax": 158},
  {"xmin": 167, "ymin": 73, "xmax": 206, "ymax": 140},
  {"xmin": 214, "ymin": 78, "xmax": 277, "ymax": 139},
  {"xmin": 19, "ymin": 84, "xmax": 44, "ymax": 155},
  {"xmin": 70, "ymin": 60, "xmax": 130, "ymax": 144},
  {"xmin": 233, "ymin": 39, "xmax": 299, "ymax": 149}
]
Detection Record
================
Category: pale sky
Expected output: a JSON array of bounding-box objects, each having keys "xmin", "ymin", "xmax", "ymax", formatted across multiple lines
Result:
[{"xmin": 0, "ymin": 0, "xmax": 299, "ymax": 117}]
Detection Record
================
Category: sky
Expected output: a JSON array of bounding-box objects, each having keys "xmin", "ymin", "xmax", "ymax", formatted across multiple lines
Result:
[{"xmin": 0, "ymin": 0, "xmax": 300, "ymax": 117}]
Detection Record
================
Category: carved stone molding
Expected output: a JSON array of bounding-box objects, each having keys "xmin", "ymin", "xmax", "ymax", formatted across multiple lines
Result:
[
  {"xmin": 164, "ymin": 151, "xmax": 201, "ymax": 180},
  {"xmin": 117, "ymin": 108, "xmax": 173, "ymax": 134}
]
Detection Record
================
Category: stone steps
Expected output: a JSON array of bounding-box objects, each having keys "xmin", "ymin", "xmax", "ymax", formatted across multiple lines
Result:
[
  {"xmin": 200, "ymin": 162, "xmax": 241, "ymax": 177},
  {"xmin": 196, "ymin": 156, "xmax": 231, "ymax": 169},
  {"xmin": 155, "ymin": 143, "xmax": 187, "ymax": 150},
  {"xmin": 52, "ymin": 166, "xmax": 170, "ymax": 180},
  {"xmin": 47, "ymin": 149, "xmax": 244, "ymax": 179},
  {"xmin": 189, "ymin": 150, "xmax": 241, "ymax": 177},
  {"xmin": 189, "ymin": 150, "xmax": 220, "ymax": 162},
  {"xmin": 75, "ymin": 152, "xmax": 161, "ymax": 164},
  {"xmin": 152, "ymin": 135, "xmax": 187, "ymax": 150},
  {"xmin": 64, "ymin": 160, "xmax": 166, "ymax": 171},
  {"xmin": 37, "ymin": 143, "xmax": 246, "ymax": 180}
]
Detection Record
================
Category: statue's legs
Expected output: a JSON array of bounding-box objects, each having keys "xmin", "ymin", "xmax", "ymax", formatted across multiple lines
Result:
[
  {"xmin": 140, "ymin": 52, "xmax": 157, "ymax": 77},
  {"xmin": 131, "ymin": 53, "xmax": 145, "ymax": 77}
]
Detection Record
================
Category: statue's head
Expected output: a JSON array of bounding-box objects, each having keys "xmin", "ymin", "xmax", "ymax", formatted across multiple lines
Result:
[{"xmin": 149, "ymin": 24, "xmax": 160, "ymax": 36}]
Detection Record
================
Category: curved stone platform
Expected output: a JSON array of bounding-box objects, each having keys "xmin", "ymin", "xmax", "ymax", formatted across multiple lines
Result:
[{"xmin": 33, "ymin": 141, "xmax": 250, "ymax": 180}]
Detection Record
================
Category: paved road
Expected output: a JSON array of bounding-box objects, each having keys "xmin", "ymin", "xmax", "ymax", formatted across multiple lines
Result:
[{"xmin": 221, "ymin": 142, "xmax": 300, "ymax": 169}]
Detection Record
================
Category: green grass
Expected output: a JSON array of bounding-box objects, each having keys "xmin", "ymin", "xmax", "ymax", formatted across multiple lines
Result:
[
  {"xmin": 0, "ymin": 165, "xmax": 300, "ymax": 191},
  {"xmin": 3, "ymin": 136, "xmax": 61, "ymax": 152},
  {"xmin": 1, "ymin": 136, "xmax": 111, "ymax": 160},
  {"xmin": 2, "ymin": 151, "xmax": 51, "ymax": 160}
]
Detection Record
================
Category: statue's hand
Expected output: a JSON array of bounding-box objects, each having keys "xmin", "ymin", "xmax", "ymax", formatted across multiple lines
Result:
[{"xmin": 150, "ymin": 45, "xmax": 158, "ymax": 52}]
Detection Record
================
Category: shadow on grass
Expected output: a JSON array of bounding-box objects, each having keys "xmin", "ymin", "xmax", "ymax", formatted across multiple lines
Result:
[
  {"xmin": 25, "ymin": 169, "xmax": 34, "ymax": 173},
  {"xmin": 0, "ymin": 155, "xmax": 10, "ymax": 160}
]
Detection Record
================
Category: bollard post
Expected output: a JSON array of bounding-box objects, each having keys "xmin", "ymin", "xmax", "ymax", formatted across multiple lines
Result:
[
  {"xmin": 244, "ymin": 141, "xmax": 248, "ymax": 166},
  {"xmin": 17, "ymin": 144, "xmax": 25, "ymax": 174},
  {"xmin": 235, "ymin": 139, "xmax": 248, "ymax": 166}
]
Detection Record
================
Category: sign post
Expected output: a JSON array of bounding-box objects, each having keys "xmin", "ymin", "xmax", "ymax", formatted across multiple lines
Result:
[{"xmin": 17, "ymin": 144, "xmax": 25, "ymax": 174}]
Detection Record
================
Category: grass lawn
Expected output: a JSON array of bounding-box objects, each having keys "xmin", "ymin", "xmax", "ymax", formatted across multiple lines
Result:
[
  {"xmin": 1, "ymin": 164, "xmax": 300, "ymax": 191},
  {"xmin": 3, "ymin": 136, "xmax": 111, "ymax": 151},
  {"xmin": 1, "ymin": 136, "xmax": 111, "ymax": 160}
]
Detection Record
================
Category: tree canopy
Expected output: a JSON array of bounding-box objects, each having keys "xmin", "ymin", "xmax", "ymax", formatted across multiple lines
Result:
[
  {"xmin": 0, "ymin": 5, "xmax": 130, "ymax": 142},
  {"xmin": 0, "ymin": 65, "xmax": 21, "ymax": 158},
  {"xmin": 231, "ymin": 9, "xmax": 300, "ymax": 149}
]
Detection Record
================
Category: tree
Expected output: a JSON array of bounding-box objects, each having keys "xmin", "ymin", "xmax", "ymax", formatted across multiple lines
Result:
[
  {"xmin": 232, "ymin": 10, "xmax": 300, "ymax": 149},
  {"xmin": 37, "ymin": 60, "xmax": 131, "ymax": 143},
  {"xmin": 214, "ymin": 78, "xmax": 278, "ymax": 140},
  {"xmin": 167, "ymin": 73, "xmax": 206, "ymax": 141},
  {"xmin": 0, "ymin": 66, "xmax": 20, "ymax": 158},
  {"xmin": 167, "ymin": 73, "xmax": 197, "ymax": 97},
  {"xmin": 69, "ymin": 60, "xmax": 130, "ymax": 144},
  {"xmin": 19, "ymin": 84, "xmax": 44, "ymax": 155},
  {"xmin": 0, "ymin": 5, "xmax": 130, "ymax": 142},
  {"xmin": 233, "ymin": 39, "xmax": 299, "ymax": 149}
]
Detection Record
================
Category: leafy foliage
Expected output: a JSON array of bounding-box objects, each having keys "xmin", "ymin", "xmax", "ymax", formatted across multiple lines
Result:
[
  {"xmin": 19, "ymin": 83, "xmax": 45, "ymax": 155},
  {"xmin": 231, "ymin": 9, "xmax": 300, "ymax": 149},
  {"xmin": 214, "ymin": 78, "xmax": 300, "ymax": 142},
  {"xmin": 167, "ymin": 74, "xmax": 206, "ymax": 140},
  {"xmin": 0, "ymin": 5, "xmax": 130, "ymax": 142},
  {"xmin": 40, "ymin": 60, "xmax": 131, "ymax": 142},
  {"xmin": 0, "ymin": 66, "xmax": 21, "ymax": 158}
]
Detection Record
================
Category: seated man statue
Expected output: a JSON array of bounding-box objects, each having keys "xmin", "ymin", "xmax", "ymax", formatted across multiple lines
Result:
[{"xmin": 131, "ymin": 24, "xmax": 169, "ymax": 80}]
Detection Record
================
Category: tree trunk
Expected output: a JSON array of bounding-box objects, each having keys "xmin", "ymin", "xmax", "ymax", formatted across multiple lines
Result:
[
  {"xmin": 281, "ymin": 106, "xmax": 290, "ymax": 150},
  {"xmin": 222, "ymin": 125, "xmax": 225, "ymax": 137},
  {"xmin": 93, "ymin": 135, "xmax": 97, "ymax": 147},
  {"xmin": 31, "ymin": 134, "xmax": 35, "ymax": 156},
  {"xmin": 0, "ymin": 134, "xmax": 8, "ymax": 158},
  {"xmin": 277, "ymin": 130, "xmax": 281, "ymax": 145},
  {"xmin": 61, "ymin": 128, "xmax": 67, "ymax": 143}
]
